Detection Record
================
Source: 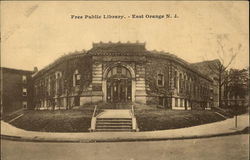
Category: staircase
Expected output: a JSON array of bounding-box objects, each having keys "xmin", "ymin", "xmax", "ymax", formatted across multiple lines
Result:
[
  {"xmin": 95, "ymin": 118, "xmax": 133, "ymax": 132},
  {"xmin": 90, "ymin": 108, "xmax": 138, "ymax": 132}
]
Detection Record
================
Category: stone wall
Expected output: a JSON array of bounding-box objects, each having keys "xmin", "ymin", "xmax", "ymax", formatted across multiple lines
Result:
[
  {"xmin": 145, "ymin": 57, "xmax": 212, "ymax": 110},
  {"xmin": 33, "ymin": 54, "xmax": 92, "ymax": 109},
  {"xmin": 145, "ymin": 58, "xmax": 171, "ymax": 106}
]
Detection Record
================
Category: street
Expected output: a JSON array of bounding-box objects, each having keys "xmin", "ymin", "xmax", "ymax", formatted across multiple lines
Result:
[{"xmin": 1, "ymin": 134, "xmax": 248, "ymax": 160}]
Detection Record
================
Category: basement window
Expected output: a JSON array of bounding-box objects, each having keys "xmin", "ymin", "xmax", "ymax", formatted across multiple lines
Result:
[
  {"xmin": 23, "ymin": 101, "xmax": 27, "ymax": 109},
  {"xmin": 159, "ymin": 97, "xmax": 164, "ymax": 106}
]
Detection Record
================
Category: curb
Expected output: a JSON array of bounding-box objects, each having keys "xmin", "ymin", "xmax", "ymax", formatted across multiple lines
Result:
[{"xmin": 1, "ymin": 127, "xmax": 249, "ymax": 143}]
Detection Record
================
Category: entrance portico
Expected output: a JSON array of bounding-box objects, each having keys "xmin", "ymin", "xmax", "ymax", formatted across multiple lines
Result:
[{"xmin": 103, "ymin": 63, "xmax": 136, "ymax": 103}]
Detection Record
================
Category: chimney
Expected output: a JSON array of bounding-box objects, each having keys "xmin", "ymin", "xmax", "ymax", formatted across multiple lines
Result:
[{"xmin": 33, "ymin": 67, "xmax": 38, "ymax": 73}]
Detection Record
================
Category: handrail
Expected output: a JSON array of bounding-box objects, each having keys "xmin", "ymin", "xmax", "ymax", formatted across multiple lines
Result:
[
  {"xmin": 92, "ymin": 105, "xmax": 97, "ymax": 117},
  {"xmin": 131, "ymin": 105, "xmax": 134, "ymax": 116}
]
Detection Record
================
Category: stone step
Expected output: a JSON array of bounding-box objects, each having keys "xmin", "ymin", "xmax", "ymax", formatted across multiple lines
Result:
[
  {"xmin": 92, "ymin": 74, "xmax": 102, "ymax": 77},
  {"xmin": 92, "ymin": 68, "xmax": 102, "ymax": 70},
  {"xmin": 92, "ymin": 69, "xmax": 102, "ymax": 72},
  {"xmin": 92, "ymin": 67, "xmax": 102, "ymax": 70},
  {"xmin": 136, "ymin": 87, "xmax": 146, "ymax": 90},
  {"xmin": 92, "ymin": 77, "xmax": 102, "ymax": 81},
  {"xmin": 136, "ymin": 83, "xmax": 145, "ymax": 87},
  {"xmin": 136, "ymin": 85, "xmax": 146, "ymax": 88},
  {"xmin": 96, "ymin": 126, "xmax": 132, "ymax": 130},
  {"xmin": 136, "ymin": 81, "xmax": 145, "ymax": 84},
  {"xmin": 95, "ymin": 129, "xmax": 133, "ymax": 132},
  {"xmin": 94, "ymin": 109, "xmax": 135, "ymax": 132},
  {"xmin": 136, "ymin": 82, "xmax": 145, "ymax": 84},
  {"xmin": 96, "ymin": 122, "xmax": 132, "ymax": 126},
  {"xmin": 96, "ymin": 125, "xmax": 132, "ymax": 128},
  {"xmin": 137, "ymin": 76, "xmax": 145, "ymax": 79},
  {"xmin": 92, "ymin": 71, "xmax": 102, "ymax": 75},
  {"xmin": 97, "ymin": 119, "xmax": 132, "ymax": 123},
  {"xmin": 97, "ymin": 118, "xmax": 131, "ymax": 121},
  {"xmin": 92, "ymin": 80, "xmax": 102, "ymax": 84}
]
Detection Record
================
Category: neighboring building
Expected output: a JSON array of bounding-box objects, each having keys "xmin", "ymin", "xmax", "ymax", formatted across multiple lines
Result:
[
  {"xmin": 191, "ymin": 60, "xmax": 249, "ymax": 108},
  {"xmin": 32, "ymin": 42, "xmax": 213, "ymax": 110},
  {"xmin": 191, "ymin": 60, "xmax": 220, "ymax": 107},
  {"xmin": 0, "ymin": 67, "xmax": 33, "ymax": 115},
  {"xmin": 222, "ymin": 68, "xmax": 249, "ymax": 108}
]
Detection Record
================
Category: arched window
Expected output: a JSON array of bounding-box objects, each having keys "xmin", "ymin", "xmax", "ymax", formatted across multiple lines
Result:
[
  {"xmin": 179, "ymin": 73, "xmax": 183, "ymax": 91},
  {"xmin": 174, "ymin": 71, "xmax": 178, "ymax": 88},
  {"xmin": 107, "ymin": 66, "xmax": 131, "ymax": 79}
]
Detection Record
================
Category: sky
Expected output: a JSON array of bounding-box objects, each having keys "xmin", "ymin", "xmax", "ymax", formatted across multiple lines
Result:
[{"xmin": 1, "ymin": 1, "xmax": 249, "ymax": 71}]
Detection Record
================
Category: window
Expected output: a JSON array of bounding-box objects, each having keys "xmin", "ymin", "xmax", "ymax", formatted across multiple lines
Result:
[
  {"xmin": 75, "ymin": 74, "xmax": 81, "ymax": 85},
  {"xmin": 179, "ymin": 73, "xmax": 182, "ymax": 90},
  {"xmin": 23, "ymin": 101, "xmax": 27, "ymax": 109},
  {"xmin": 174, "ymin": 71, "xmax": 178, "ymax": 88},
  {"xmin": 157, "ymin": 73, "xmax": 164, "ymax": 86},
  {"xmin": 23, "ymin": 88, "xmax": 27, "ymax": 96},
  {"xmin": 107, "ymin": 66, "xmax": 131, "ymax": 79},
  {"xmin": 73, "ymin": 70, "xmax": 81, "ymax": 86},
  {"xmin": 184, "ymin": 75, "xmax": 186, "ymax": 90},
  {"xmin": 117, "ymin": 66, "xmax": 122, "ymax": 74},
  {"xmin": 22, "ymin": 75, "xmax": 27, "ymax": 83}
]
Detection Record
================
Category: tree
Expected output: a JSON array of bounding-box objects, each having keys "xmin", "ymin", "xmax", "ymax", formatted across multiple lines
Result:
[
  {"xmin": 204, "ymin": 35, "xmax": 242, "ymax": 107},
  {"xmin": 224, "ymin": 68, "xmax": 248, "ymax": 105}
]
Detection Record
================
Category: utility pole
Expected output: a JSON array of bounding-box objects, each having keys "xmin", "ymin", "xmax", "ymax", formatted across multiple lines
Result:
[{"xmin": 234, "ymin": 101, "xmax": 238, "ymax": 128}]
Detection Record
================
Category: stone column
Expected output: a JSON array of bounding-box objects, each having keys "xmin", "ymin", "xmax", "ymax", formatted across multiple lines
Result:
[
  {"xmin": 102, "ymin": 80, "xmax": 107, "ymax": 102},
  {"xmin": 172, "ymin": 97, "xmax": 175, "ymax": 108},
  {"xmin": 132, "ymin": 80, "xmax": 136, "ymax": 102}
]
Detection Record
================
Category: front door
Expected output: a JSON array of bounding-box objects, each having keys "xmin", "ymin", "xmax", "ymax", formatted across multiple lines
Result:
[
  {"xmin": 107, "ymin": 79, "xmax": 132, "ymax": 103},
  {"xmin": 106, "ymin": 65, "xmax": 132, "ymax": 103}
]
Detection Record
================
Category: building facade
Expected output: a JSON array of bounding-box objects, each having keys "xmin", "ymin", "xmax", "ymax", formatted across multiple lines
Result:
[
  {"xmin": 191, "ymin": 60, "xmax": 249, "ymax": 108},
  {"xmin": 191, "ymin": 60, "xmax": 220, "ymax": 108},
  {"xmin": 0, "ymin": 67, "xmax": 33, "ymax": 115},
  {"xmin": 32, "ymin": 42, "xmax": 213, "ymax": 110}
]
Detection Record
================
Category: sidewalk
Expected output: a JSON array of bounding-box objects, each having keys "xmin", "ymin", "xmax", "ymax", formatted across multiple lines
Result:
[{"xmin": 1, "ymin": 114, "xmax": 249, "ymax": 143}]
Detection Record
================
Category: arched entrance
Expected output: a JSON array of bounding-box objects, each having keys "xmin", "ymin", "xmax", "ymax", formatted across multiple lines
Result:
[{"xmin": 106, "ymin": 66, "xmax": 132, "ymax": 103}]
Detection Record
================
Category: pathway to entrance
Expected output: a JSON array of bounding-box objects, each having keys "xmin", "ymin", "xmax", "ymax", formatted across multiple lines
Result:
[{"xmin": 98, "ymin": 109, "xmax": 132, "ymax": 119}]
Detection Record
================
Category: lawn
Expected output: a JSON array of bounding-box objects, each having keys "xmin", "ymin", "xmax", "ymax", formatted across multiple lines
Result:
[
  {"xmin": 9, "ymin": 109, "xmax": 94, "ymax": 132},
  {"xmin": 6, "ymin": 103, "xmax": 226, "ymax": 132},
  {"xmin": 134, "ymin": 104, "xmax": 226, "ymax": 131}
]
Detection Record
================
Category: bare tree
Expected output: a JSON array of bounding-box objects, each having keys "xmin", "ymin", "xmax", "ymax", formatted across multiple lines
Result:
[{"xmin": 204, "ymin": 35, "xmax": 242, "ymax": 107}]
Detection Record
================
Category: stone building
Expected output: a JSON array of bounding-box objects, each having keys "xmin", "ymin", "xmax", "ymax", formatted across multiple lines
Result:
[
  {"xmin": 32, "ymin": 42, "xmax": 213, "ymax": 110},
  {"xmin": 191, "ymin": 60, "xmax": 220, "ymax": 107},
  {"xmin": 0, "ymin": 67, "xmax": 33, "ymax": 115}
]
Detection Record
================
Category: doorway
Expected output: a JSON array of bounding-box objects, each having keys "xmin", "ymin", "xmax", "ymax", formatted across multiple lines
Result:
[{"xmin": 106, "ymin": 66, "xmax": 132, "ymax": 103}]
